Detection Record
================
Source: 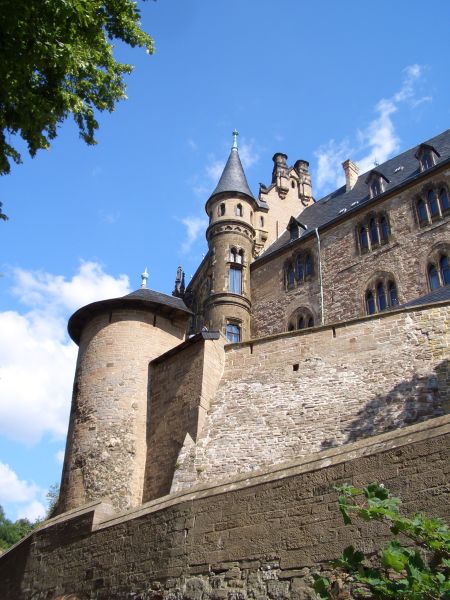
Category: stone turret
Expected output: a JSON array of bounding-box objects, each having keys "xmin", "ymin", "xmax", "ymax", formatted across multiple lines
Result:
[
  {"xmin": 58, "ymin": 286, "xmax": 191, "ymax": 514},
  {"xmin": 202, "ymin": 130, "xmax": 258, "ymax": 342}
]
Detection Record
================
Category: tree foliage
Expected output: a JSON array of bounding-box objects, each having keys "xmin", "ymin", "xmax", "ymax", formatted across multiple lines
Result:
[
  {"xmin": 0, "ymin": 506, "xmax": 36, "ymax": 553},
  {"xmin": 313, "ymin": 483, "xmax": 450, "ymax": 599},
  {"xmin": 0, "ymin": 0, "xmax": 154, "ymax": 175}
]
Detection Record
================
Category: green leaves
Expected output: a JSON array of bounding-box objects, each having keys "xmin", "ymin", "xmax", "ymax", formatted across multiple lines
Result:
[
  {"xmin": 314, "ymin": 483, "xmax": 450, "ymax": 599},
  {"xmin": 0, "ymin": 0, "xmax": 154, "ymax": 176}
]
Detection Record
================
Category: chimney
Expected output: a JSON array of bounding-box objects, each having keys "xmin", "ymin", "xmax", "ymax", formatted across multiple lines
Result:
[
  {"xmin": 271, "ymin": 152, "xmax": 289, "ymax": 183},
  {"xmin": 342, "ymin": 159, "xmax": 359, "ymax": 191}
]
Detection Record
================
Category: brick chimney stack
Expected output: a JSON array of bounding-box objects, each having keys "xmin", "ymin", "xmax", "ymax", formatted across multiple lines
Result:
[{"xmin": 342, "ymin": 159, "xmax": 359, "ymax": 191}]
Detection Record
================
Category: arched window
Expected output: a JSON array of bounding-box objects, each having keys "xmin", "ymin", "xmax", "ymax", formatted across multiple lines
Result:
[
  {"xmin": 377, "ymin": 282, "xmax": 387, "ymax": 311},
  {"xmin": 439, "ymin": 255, "xmax": 450, "ymax": 285},
  {"xmin": 365, "ymin": 275, "xmax": 398, "ymax": 315},
  {"xmin": 229, "ymin": 247, "xmax": 237, "ymax": 262},
  {"xmin": 369, "ymin": 218, "xmax": 379, "ymax": 246},
  {"xmin": 357, "ymin": 213, "xmax": 390, "ymax": 253},
  {"xmin": 428, "ymin": 190, "xmax": 439, "ymax": 220},
  {"xmin": 237, "ymin": 249, "xmax": 244, "ymax": 264},
  {"xmin": 296, "ymin": 255, "xmax": 304, "ymax": 281},
  {"xmin": 360, "ymin": 227, "xmax": 369, "ymax": 252},
  {"xmin": 305, "ymin": 254, "xmax": 313, "ymax": 277},
  {"xmin": 388, "ymin": 281, "xmax": 398, "ymax": 306},
  {"xmin": 428, "ymin": 264, "xmax": 440, "ymax": 290},
  {"xmin": 380, "ymin": 216, "xmax": 389, "ymax": 244},
  {"xmin": 416, "ymin": 186, "xmax": 450, "ymax": 227},
  {"xmin": 226, "ymin": 323, "xmax": 240, "ymax": 343},
  {"xmin": 439, "ymin": 188, "xmax": 450, "ymax": 214},
  {"xmin": 417, "ymin": 199, "xmax": 428, "ymax": 225},
  {"xmin": 366, "ymin": 291, "xmax": 376, "ymax": 315},
  {"xmin": 286, "ymin": 263, "xmax": 295, "ymax": 287},
  {"xmin": 236, "ymin": 204, "xmax": 243, "ymax": 217},
  {"xmin": 219, "ymin": 203, "xmax": 225, "ymax": 216},
  {"xmin": 287, "ymin": 307, "xmax": 314, "ymax": 332}
]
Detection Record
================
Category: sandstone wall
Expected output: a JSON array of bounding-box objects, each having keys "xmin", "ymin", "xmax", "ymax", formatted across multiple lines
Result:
[
  {"xmin": 143, "ymin": 333, "xmax": 226, "ymax": 502},
  {"xmin": 176, "ymin": 303, "xmax": 449, "ymax": 488},
  {"xmin": 1, "ymin": 417, "xmax": 449, "ymax": 600},
  {"xmin": 59, "ymin": 309, "xmax": 186, "ymax": 513},
  {"xmin": 251, "ymin": 168, "xmax": 450, "ymax": 337}
]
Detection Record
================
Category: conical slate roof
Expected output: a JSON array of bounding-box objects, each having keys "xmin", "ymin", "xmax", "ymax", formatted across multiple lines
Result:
[{"xmin": 210, "ymin": 147, "xmax": 255, "ymax": 200}]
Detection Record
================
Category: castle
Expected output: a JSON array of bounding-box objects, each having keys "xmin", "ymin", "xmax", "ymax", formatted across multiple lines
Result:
[{"xmin": 1, "ymin": 129, "xmax": 449, "ymax": 599}]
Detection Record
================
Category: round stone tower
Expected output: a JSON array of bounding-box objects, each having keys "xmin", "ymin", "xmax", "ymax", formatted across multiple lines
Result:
[
  {"xmin": 203, "ymin": 131, "xmax": 259, "ymax": 342},
  {"xmin": 58, "ymin": 286, "xmax": 191, "ymax": 514}
]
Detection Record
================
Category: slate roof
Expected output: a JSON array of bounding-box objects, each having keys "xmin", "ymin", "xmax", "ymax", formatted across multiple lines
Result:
[
  {"xmin": 399, "ymin": 284, "xmax": 450, "ymax": 308},
  {"xmin": 68, "ymin": 288, "xmax": 191, "ymax": 344},
  {"xmin": 209, "ymin": 148, "xmax": 269, "ymax": 209},
  {"xmin": 257, "ymin": 129, "xmax": 450, "ymax": 260}
]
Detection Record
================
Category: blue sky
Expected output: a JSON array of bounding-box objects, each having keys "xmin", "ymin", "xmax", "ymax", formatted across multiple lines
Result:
[{"xmin": 0, "ymin": 0, "xmax": 449, "ymax": 521}]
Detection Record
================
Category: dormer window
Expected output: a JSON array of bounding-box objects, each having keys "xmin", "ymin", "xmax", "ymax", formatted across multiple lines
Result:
[
  {"xmin": 287, "ymin": 216, "xmax": 306, "ymax": 241},
  {"xmin": 365, "ymin": 170, "xmax": 389, "ymax": 199},
  {"xmin": 415, "ymin": 143, "xmax": 440, "ymax": 172}
]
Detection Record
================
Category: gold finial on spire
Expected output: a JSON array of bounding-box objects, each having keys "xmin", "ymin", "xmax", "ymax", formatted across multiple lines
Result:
[
  {"xmin": 232, "ymin": 129, "xmax": 239, "ymax": 150},
  {"xmin": 140, "ymin": 267, "xmax": 149, "ymax": 289}
]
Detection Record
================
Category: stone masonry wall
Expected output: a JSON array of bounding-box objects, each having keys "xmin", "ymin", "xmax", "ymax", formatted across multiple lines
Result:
[
  {"xmin": 143, "ymin": 334, "xmax": 226, "ymax": 502},
  {"xmin": 1, "ymin": 417, "xmax": 449, "ymax": 600},
  {"xmin": 251, "ymin": 167, "xmax": 450, "ymax": 337},
  {"xmin": 175, "ymin": 303, "xmax": 449, "ymax": 489},
  {"xmin": 59, "ymin": 309, "xmax": 186, "ymax": 514}
]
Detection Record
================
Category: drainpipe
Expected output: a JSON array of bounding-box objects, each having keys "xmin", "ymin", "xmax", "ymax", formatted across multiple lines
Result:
[{"xmin": 315, "ymin": 228, "xmax": 325, "ymax": 326}]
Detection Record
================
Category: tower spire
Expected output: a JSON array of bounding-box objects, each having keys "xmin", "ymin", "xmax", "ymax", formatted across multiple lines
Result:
[
  {"xmin": 140, "ymin": 267, "xmax": 149, "ymax": 289},
  {"xmin": 232, "ymin": 128, "xmax": 239, "ymax": 150}
]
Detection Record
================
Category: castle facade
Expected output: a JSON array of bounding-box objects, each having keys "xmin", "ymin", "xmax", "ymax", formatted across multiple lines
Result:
[{"xmin": 1, "ymin": 129, "xmax": 449, "ymax": 600}]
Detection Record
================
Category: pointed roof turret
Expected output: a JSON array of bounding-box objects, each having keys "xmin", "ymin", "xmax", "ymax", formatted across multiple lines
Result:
[{"xmin": 209, "ymin": 130, "xmax": 255, "ymax": 200}]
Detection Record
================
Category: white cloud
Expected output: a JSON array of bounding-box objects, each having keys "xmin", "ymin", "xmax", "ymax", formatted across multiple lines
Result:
[
  {"xmin": 205, "ymin": 158, "xmax": 225, "ymax": 183},
  {"xmin": 315, "ymin": 64, "xmax": 432, "ymax": 194},
  {"xmin": 187, "ymin": 139, "xmax": 198, "ymax": 151},
  {"xmin": 0, "ymin": 262, "xmax": 130, "ymax": 444},
  {"xmin": 180, "ymin": 216, "xmax": 208, "ymax": 253},
  {"xmin": 17, "ymin": 500, "xmax": 46, "ymax": 522},
  {"xmin": 239, "ymin": 139, "xmax": 260, "ymax": 169},
  {"xmin": 55, "ymin": 450, "xmax": 65, "ymax": 464},
  {"xmin": 0, "ymin": 462, "xmax": 39, "ymax": 504}
]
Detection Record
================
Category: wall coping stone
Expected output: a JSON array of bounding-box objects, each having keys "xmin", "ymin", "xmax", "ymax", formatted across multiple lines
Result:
[{"xmin": 1, "ymin": 414, "xmax": 448, "ymax": 561}]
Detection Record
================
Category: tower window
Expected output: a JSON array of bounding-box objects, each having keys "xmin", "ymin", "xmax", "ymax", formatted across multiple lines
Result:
[
  {"xmin": 219, "ymin": 203, "xmax": 225, "ymax": 216},
  {"xmin": 236, "ymin": 204, "xmax": 243, "ymax": 217},
  {"xmin": 260, "ymin": 216, "xmax": 264, "ymax": 227},
  {"xmin": 229, "ymin": 267, "xmax": 242, "ymax": 294},
  {"xmin": 226, "ymin": 322, "xmax": 241, "ymax": 343}
]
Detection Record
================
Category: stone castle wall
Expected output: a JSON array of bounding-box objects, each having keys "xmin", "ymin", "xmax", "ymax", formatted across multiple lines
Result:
[
  {"xmin": 143, "ymin": 333, "xmax": 226, "ymax": 502},
  {"xmin": 174, "ymin": 302, "xmax": 449, "ymax": 490},
  {"xmin": 1, "ymin": 416, "xmax": 449, "ymax": 600},
  {"xmin": 251, "ymin": 167, "xmax": 450, "ymax": 337},
  {"xmin": 59, "ymin": 308, "xmax": 186, "ymax": 513}
]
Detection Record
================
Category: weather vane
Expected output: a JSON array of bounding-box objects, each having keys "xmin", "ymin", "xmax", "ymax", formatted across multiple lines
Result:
[
  {"xmin": 140, "ymin": 267, "xmax": 149, "ymax": 289},
  {"xmin": 232, "ymin": 128, "xmax": 239, "ymax": 150}
]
